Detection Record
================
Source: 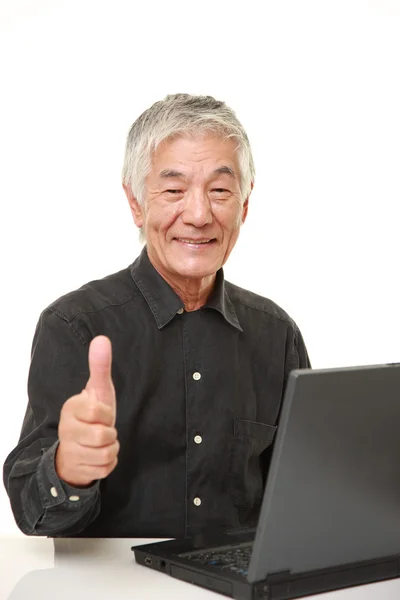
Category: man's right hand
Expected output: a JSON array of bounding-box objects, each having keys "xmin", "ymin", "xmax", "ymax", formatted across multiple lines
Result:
[{"xmin": 56, "ymin": 336, "xmax": 119, "ymax": 487}]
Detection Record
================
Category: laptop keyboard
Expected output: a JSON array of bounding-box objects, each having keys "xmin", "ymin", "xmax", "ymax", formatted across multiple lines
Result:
[{"xmin": 185, "ymin": 543, "xmax": 253, "ymax": 577}]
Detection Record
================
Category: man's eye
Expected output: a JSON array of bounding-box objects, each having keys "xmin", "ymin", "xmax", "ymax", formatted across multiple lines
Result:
[
  {"xmin": 166, "ymin": 189, "xmax": 183, "ymax": 194},
  {"xmin": 212, "ymin": 188, "xmax": 229, "ymax": 194}
]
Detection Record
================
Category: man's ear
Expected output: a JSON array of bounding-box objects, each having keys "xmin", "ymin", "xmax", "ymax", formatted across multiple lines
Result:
[
  {"xmin": 241, "ymin": 182, "xmax": 253, "ymax": 225},
  {"xmin": 123, "ymin": 184, "xmax": 144, "ymax": 228}
]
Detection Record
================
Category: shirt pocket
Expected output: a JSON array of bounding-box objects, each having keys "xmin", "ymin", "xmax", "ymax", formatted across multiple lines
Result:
[{"xmin": 230, "ymin": 419, "xmax": 277, "ymax": 511}]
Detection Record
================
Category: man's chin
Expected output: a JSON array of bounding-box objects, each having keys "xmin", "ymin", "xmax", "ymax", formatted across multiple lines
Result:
[
  {"xmin": 171, "ymin": 258, "xmax": 219, "ymax": 280},
  {"xmin": 175, "ymin": 268, "xmax": 217, "ymax": 280}
]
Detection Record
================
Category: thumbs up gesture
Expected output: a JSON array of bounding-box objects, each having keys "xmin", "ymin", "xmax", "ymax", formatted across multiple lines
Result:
[{"xmin": 56, "ymin": 336, "xmax": 119, "ymax": 487}]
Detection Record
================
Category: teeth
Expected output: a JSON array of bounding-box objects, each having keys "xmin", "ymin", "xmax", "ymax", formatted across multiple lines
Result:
[{"xmin": 178, "ymin": 238, "xmax": 211, "ymax": 244}]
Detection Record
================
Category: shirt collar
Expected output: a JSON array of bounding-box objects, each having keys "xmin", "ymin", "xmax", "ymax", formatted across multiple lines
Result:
[{"xmin": 130, "ymin": 247, "xmax": 242, "ymax": 331}]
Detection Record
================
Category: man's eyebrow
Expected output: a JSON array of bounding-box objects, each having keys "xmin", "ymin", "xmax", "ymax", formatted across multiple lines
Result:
[
  {"xmin": 159, "ymin": 169, "xmax": 186, "ymax": 178},
  {"xmin": 158, "ymin": 166, "xmax": 237, "ymax": 179},
  {"xmin": 213, "ymin": 166, "xmax": 236, "ymax": 177}
]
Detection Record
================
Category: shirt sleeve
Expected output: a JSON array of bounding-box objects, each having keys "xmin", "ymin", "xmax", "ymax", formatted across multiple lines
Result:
[
  {"xmin": 3, "ymin": 309, "xmax": 101, "ymax": 536},
  {"xmin": 286, "ymin": 322, "xmax": 312, "ymax": 374}
]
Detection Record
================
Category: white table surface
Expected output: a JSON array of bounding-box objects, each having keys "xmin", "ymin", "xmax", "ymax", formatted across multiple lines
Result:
[{"xmin": 1, "ymin": 536, "xmax": 399, "ymax": 600}]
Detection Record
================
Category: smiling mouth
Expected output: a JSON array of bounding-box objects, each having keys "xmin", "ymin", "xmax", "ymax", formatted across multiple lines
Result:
[{"xmin": 175, "ymin": 238, "xmax": 216, "ymax": 245}]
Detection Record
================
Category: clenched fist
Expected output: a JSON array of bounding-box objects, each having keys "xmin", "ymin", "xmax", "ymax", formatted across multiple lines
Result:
[{"xmin": 56, "ymin": 336, "xmax": 119, "ymax": 487}]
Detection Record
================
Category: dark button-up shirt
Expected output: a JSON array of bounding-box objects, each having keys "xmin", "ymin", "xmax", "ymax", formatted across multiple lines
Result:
[{"xmin": 3, "ymin": 247, "xmax": 310, "ymax": 538}]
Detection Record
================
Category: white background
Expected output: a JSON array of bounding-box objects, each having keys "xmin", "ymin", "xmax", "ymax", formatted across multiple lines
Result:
[{"xmin": 0, "ymin": 0, "xmax": 399, "ymax": 534}]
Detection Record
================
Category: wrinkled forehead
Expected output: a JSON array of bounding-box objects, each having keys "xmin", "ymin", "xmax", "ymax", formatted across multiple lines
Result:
[{"xmin": 148, "ymin": 132, "xmax": 241, "ymax": 180}]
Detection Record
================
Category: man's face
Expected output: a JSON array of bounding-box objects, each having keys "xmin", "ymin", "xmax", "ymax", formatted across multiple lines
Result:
[{"xmin": 126, "ymin": 134, "xmax": 250, "ymax": 281}]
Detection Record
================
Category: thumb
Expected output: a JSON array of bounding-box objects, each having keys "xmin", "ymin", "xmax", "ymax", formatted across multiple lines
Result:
[{"xmin": 86, "ymin": 336, "xmax": 116, "ymax": 410}]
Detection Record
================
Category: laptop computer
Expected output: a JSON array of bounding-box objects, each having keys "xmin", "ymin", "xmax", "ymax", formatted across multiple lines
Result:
[{"xmin": 132, "ymin": 363, "xmax": 400, "ymax": 599}]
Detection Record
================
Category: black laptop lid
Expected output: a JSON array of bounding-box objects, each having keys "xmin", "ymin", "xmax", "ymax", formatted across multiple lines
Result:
[{"xmin": 248, "ymin": 364, "xmax": 400, "ymax": 583}]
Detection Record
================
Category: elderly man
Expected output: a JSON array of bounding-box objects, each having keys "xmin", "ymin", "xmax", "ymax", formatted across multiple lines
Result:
[{"xmin": 3, "ymin": 94, "xmax": 310, "ymax": 538}]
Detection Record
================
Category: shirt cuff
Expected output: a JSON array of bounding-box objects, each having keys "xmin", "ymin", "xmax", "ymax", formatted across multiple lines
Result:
[{"xmin": 37, "ymin": 441, "xmax": 100, "ymax": 509}]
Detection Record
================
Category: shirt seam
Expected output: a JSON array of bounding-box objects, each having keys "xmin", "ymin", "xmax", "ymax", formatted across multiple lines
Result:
[
  {"xmin": 47, "ymin": 309, "xmax": 88, "ymax": 345},
  {"xmin": 289, "ymin": 326, "xmax": 301, "ymax": 368},
  {"xmin": 48, "ymin": 294, "xmax": 140, "ymax": 327},
  {"xmin": 230, "ymin": 299, "xmax": 295, "ymax": 326}
]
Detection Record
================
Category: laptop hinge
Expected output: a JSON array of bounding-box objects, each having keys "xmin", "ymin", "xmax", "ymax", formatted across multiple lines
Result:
[
  {"xmin": 253, "ymin": 571, "xmax": 291, "ymax": 600},
  {"xmin": 264, "ymin": 570, "xmax": 291, "ymax": 584}
]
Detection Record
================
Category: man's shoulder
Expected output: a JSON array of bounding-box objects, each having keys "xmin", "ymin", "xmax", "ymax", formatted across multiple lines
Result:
[
  {"xmin": 45, "ymin": 265, "xmax": 140, "ymax": 323},
  {"xmin": 225, "ymin": 280, "xmax": 295, "ymax": 327}
]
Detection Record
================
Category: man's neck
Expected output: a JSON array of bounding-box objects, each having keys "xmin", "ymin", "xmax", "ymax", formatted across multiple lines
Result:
[
  {"xmin": 147, "ymin": 252, "xmax": 216, "ymax": 312},
  {"xmin": 165, "ymin": 274, "xmax": 215, "ymax": 312}
]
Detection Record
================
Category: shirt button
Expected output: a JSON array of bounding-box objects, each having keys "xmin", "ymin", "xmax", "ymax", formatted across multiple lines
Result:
[
  {"xmin": 193, "ymin": 497, "xmax": 202, "ymax": 507},
  {"xmin": 192, "ymin": 372, "xmax": 201, "ymax": 381},
  {"xmin": 50, "ymin": 487, "xmax": 58, "ymax": 498},
  {"xmin": 69, "ymin": 495, "xmax": 80, "ymax": 502},
  {"xmin": 177, "ymin": 307, "xmax": 184, "ymax": 314},
  {"xmin": 194, "ymin": 435, "xmax": 203, "ymax": 444}
]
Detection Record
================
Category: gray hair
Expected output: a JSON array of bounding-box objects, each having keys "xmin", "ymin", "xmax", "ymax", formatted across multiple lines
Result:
[{"xmin": 122, "ymin": 93, "xmax": 255, "ymax": 207}]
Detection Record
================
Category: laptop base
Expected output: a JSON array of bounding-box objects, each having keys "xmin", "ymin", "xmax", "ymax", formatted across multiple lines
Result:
[{"xmin": 133, "ymin": 537, "xmax": 400, "ymax": 599}]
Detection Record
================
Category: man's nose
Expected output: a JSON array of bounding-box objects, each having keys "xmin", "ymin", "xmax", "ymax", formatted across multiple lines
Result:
[{"xmin": 181, "ymin": 191, "xmax": 213, "ymax": 227}]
